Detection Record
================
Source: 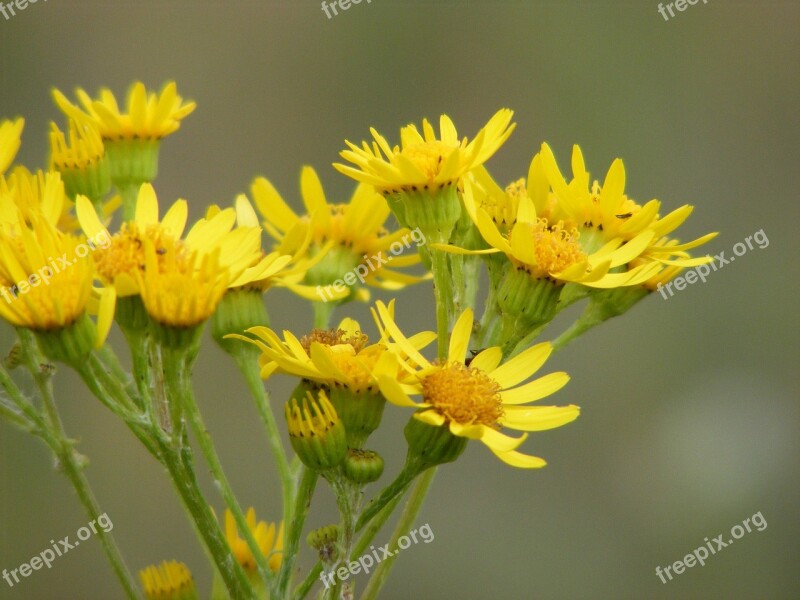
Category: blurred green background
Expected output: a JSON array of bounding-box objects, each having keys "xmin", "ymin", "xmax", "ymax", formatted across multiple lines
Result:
[{"xmin": 1, "ymin": 1, "xmax": 798, "ymax": 598}]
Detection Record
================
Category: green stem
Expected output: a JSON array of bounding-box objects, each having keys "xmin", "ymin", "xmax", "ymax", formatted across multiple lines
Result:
[
  {"xmin": 327, "ymin": 476, "xmax": 360, "ymax": 600},
  {"xmin": 429, "ymin": 249, "xmax": 453, "ymax": 361},
  {"xmin": 119, "ymin": 182, "xmax": 140, "ymax": 222},
  {"xmin": 0, "ymin": 363, "xmax": 43, "ymax": 434},
  {"xmin": 157, "ymin": 438, "xmax": 257, "ymax": 600},
  {"xmin": 96, "ymin": 344, "xmax": 142, "ymax": 409},
  {"xmin": 75, "ymin": 359, "xmax": 160, "ymax": 458},
  {"xmin": 355, "ymin": 460, "xmax": 420, "ymax": 532},
  {"xmin": 16, "ymin": 331, "xmax": 140, "ymax": 599},
  {"xmin": 162, "ymin": 346, "xmax": 276, "ymax": 589},
  {"xmin": 293, "ymin": 469, "xmax": 408, "ymax": 600},
  {"xmin": 313, "ymin": 300, "xmax": 335, "ymax": 329},
  {"xmin": 278, "ymin": 467, "xmax": 319, "ymax": 596},
  {"xmin": 231, "ymin": 345, "xmax": 294, "ymax": 530},
  {"xmin": 552, "ymin": 304, "xmax": 607, "ymax": 352},
  {"xmin": 359, "ymin": 468, "xmax": 437, "ymax": 600},
  {"xmin": 0, "ymin": 396, "xmax": 33, "ymax": 431}
]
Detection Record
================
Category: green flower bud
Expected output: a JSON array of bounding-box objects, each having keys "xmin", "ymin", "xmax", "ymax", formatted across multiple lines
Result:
[
  {"xmin": 285, "ymin": 390, "xmax": 347, "ymax": 471},
  {"xmin": 326, "ymin": 386, "xmax": 386, "ymax": 449},
  {"xmin": 210, "ymin": 288, "xmax": 269, "ymax": 354},
  {"xmin": 306, "ymin": 524, "xmax": 341, "ymax": 563},
  {"xmin": 342, "ymin": 448, "xmax": 384, "ymax": 484}
]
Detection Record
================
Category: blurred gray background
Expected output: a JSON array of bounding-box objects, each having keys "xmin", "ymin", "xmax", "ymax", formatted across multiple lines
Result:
[{"xmin": 1, "ymin": 1, "xmax": 798, "ymax": 598}]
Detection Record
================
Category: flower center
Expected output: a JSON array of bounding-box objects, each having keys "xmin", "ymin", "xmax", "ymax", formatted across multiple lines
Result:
[
  {"xmin": 398, "ymin": 141, "xmax": 455, "ymax": 181},
  {"xmin": 300, "ymin": 328, "xmax": 369, "ymax": 354},
  {"xmin": 422, "ymin": 362, "xmax": 503, "ymax": 427},
  {"xmin": 93, "ymin": 223, "xmax": 187, "ymax": 283},
  {"xmin": 513, "ymin": 218, "xmax": 587, "ymax": 277}
]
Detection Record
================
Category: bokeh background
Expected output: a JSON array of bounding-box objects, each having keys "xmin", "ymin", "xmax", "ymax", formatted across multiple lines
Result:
[{"xmin": 1, "ymin": 1, "xmax": 798, "ymax": 599}]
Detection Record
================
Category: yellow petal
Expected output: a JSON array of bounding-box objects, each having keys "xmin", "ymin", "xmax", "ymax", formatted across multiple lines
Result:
[
  {"xmin": 75, "ymin": 195, "xmax": 109, "ymax": 241},
  {"xmin": 467, "ymin": 346, "xmax": 503, "ymax": 373},
  {"xmin": 500, "ymin": 372, "xmax": 570, "ymax": 404},
  {"xmin": 160, "ymin": 199, "xmax": 188, "ymax": 239},
  {"xmin": 447, "ymin": 309, "xmax": 473, "ymax": 363},
  {"xmin": 378, "ymin": 375, "xmax": 420, "ymax": 408},
  {"xmin": 500, "ymin": 405, "xmax": 580, "ymax": 431},
  {"xmin": 94, "ymin": 286, "xmax": 116, "ymax": 348},
  {"xmin": 414, "ymin": 410, "xmax": 445, "ymax": 427},
  {"xmin": 477, "ymin": 426, "xmax": 528, "ymax": 452},
  {"xmin": 489, "ymin": 342, "xmax": 553, "ymax": 389},
  {"xmin": 489, "ymin": 448, "xmax": 547, "ymax": 469}
]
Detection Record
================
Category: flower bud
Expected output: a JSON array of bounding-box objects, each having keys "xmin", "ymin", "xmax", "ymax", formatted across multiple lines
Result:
[
  {"xmin": 139, "ymin": 560, "xmax": 197, "ymax": 600},
  {"xmin": 306, "ymin": 524, "xmax": 341, "ymax": 563},
  {"xmin": 342, "ymin": 448, "xmax": 384, "ymax": 484},
  {"xmin": 285, "ymin": 390, "xmax": 347, "ymax": 471}
]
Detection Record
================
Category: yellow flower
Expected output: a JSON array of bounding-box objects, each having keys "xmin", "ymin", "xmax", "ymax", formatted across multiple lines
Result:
[
  {"xmin": 0, "ymin": 118, "xmax": 24, "ymax": 175},
  {"xmin": 52, "ymin": 81, "xmax": 196, "ymax": 141},
  {"xmin": 225, "ymin": 508, "xmax": 284, "ymax": 573},
  {"xmin": 139, "ymin": 560, "xmax": 197, "ymax": 600},
  {"xmin": 0, "ymin": 168, "xmax": 66, "ymax": 230},
  {"xmin": 0, "ymin": 205, "xmax": 114, "ymax": 346},
  {"xmin": 250, "ymin": 166, "xmax": 427, "ymax": 300},
  {"xmin": 76, "ymin": 184, "xmax": 277, "ymax": 298},
  {"xmin": 50, "ymin": 120, "xmax": 105, "ymax": 172},
  {"xmin": 230, "ymin": 307, "xmax": 434, "ymax": 445},
  {"xmin": 221, "ymin": 195, "xmax": 313, "ymax": 293},
  {"xmin": 49, "ymin": 119, "xmax": 114, "ymax": 211},
  {"xmin": 334, "ymin": 109, "xmax": 515, "ymax": 193},
  {"xmin": 136, "ymin": 239, "xmax": 229, "ymax": 329},
  {"xmin": 0, "ymin": 164, "xmax": 120, "ymax": 237},
  {"xmin": 539, "ymin": 143, "xmax": 717, "ymax": 269},
  {"xmin": 374, "ymin": 302, "xmax": 579, "ymax": 468},
  {"xmin": 233, "ymin": 313, "xmax": 431, "ymax": 391},
  {"xmin": 446, "ymin": 177, "xmax": 659, "ymax": 288}
]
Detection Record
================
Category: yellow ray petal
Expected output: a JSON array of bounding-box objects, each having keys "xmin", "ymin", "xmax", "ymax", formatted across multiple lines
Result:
[
  {"xmin": 489, "ymin": 342, "xmax": 553, "ymax": 389},
  {"xmin": 500, "ymin": 405, "xmax": 580, "ymax": 431}
]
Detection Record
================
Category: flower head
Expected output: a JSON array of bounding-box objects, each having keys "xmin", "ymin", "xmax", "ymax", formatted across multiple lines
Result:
[
  {"xmin": 335, "ymin": 109, "xmax": 515, "ymax": 194},
  {"xmin": 250, "ymin": 166, "xmax": 427, "ymax": 301},
  {"xmin": 52, "ymin": 81, "xmax": 196, "ymax": 141},
  {"xmin": 0, "ymin": 202, "xmax": 114, "ymax": 347},
  {"xmin": 539, "ymin": 143, "xmax": 717, "ymax": 270},
  {"xmin": 49, "ymin": 119, "xmax": 111, "ymax": 203},
  {"xmin": 76, "ymin": 184, "xmax": 282, "ymax": 299},
  {"xmin": 451, "ymin": 168, "xmax": 660, "ymax": 289},
  {"xmin": 374, "ymin": 302, "xmax": 579, "ymax": 468},
  {"xmin": 139, "ymin": 561, "xmax": 197, "ymax": 600},
  {"xmin": 234, "ymin": 314, "xmax": 427, "ymax": 392}
]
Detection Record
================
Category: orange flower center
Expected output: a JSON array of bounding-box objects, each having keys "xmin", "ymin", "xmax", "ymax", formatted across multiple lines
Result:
[{"xmin": 423, "ymin": 362, "xmax": 503, "ymax": 426}]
